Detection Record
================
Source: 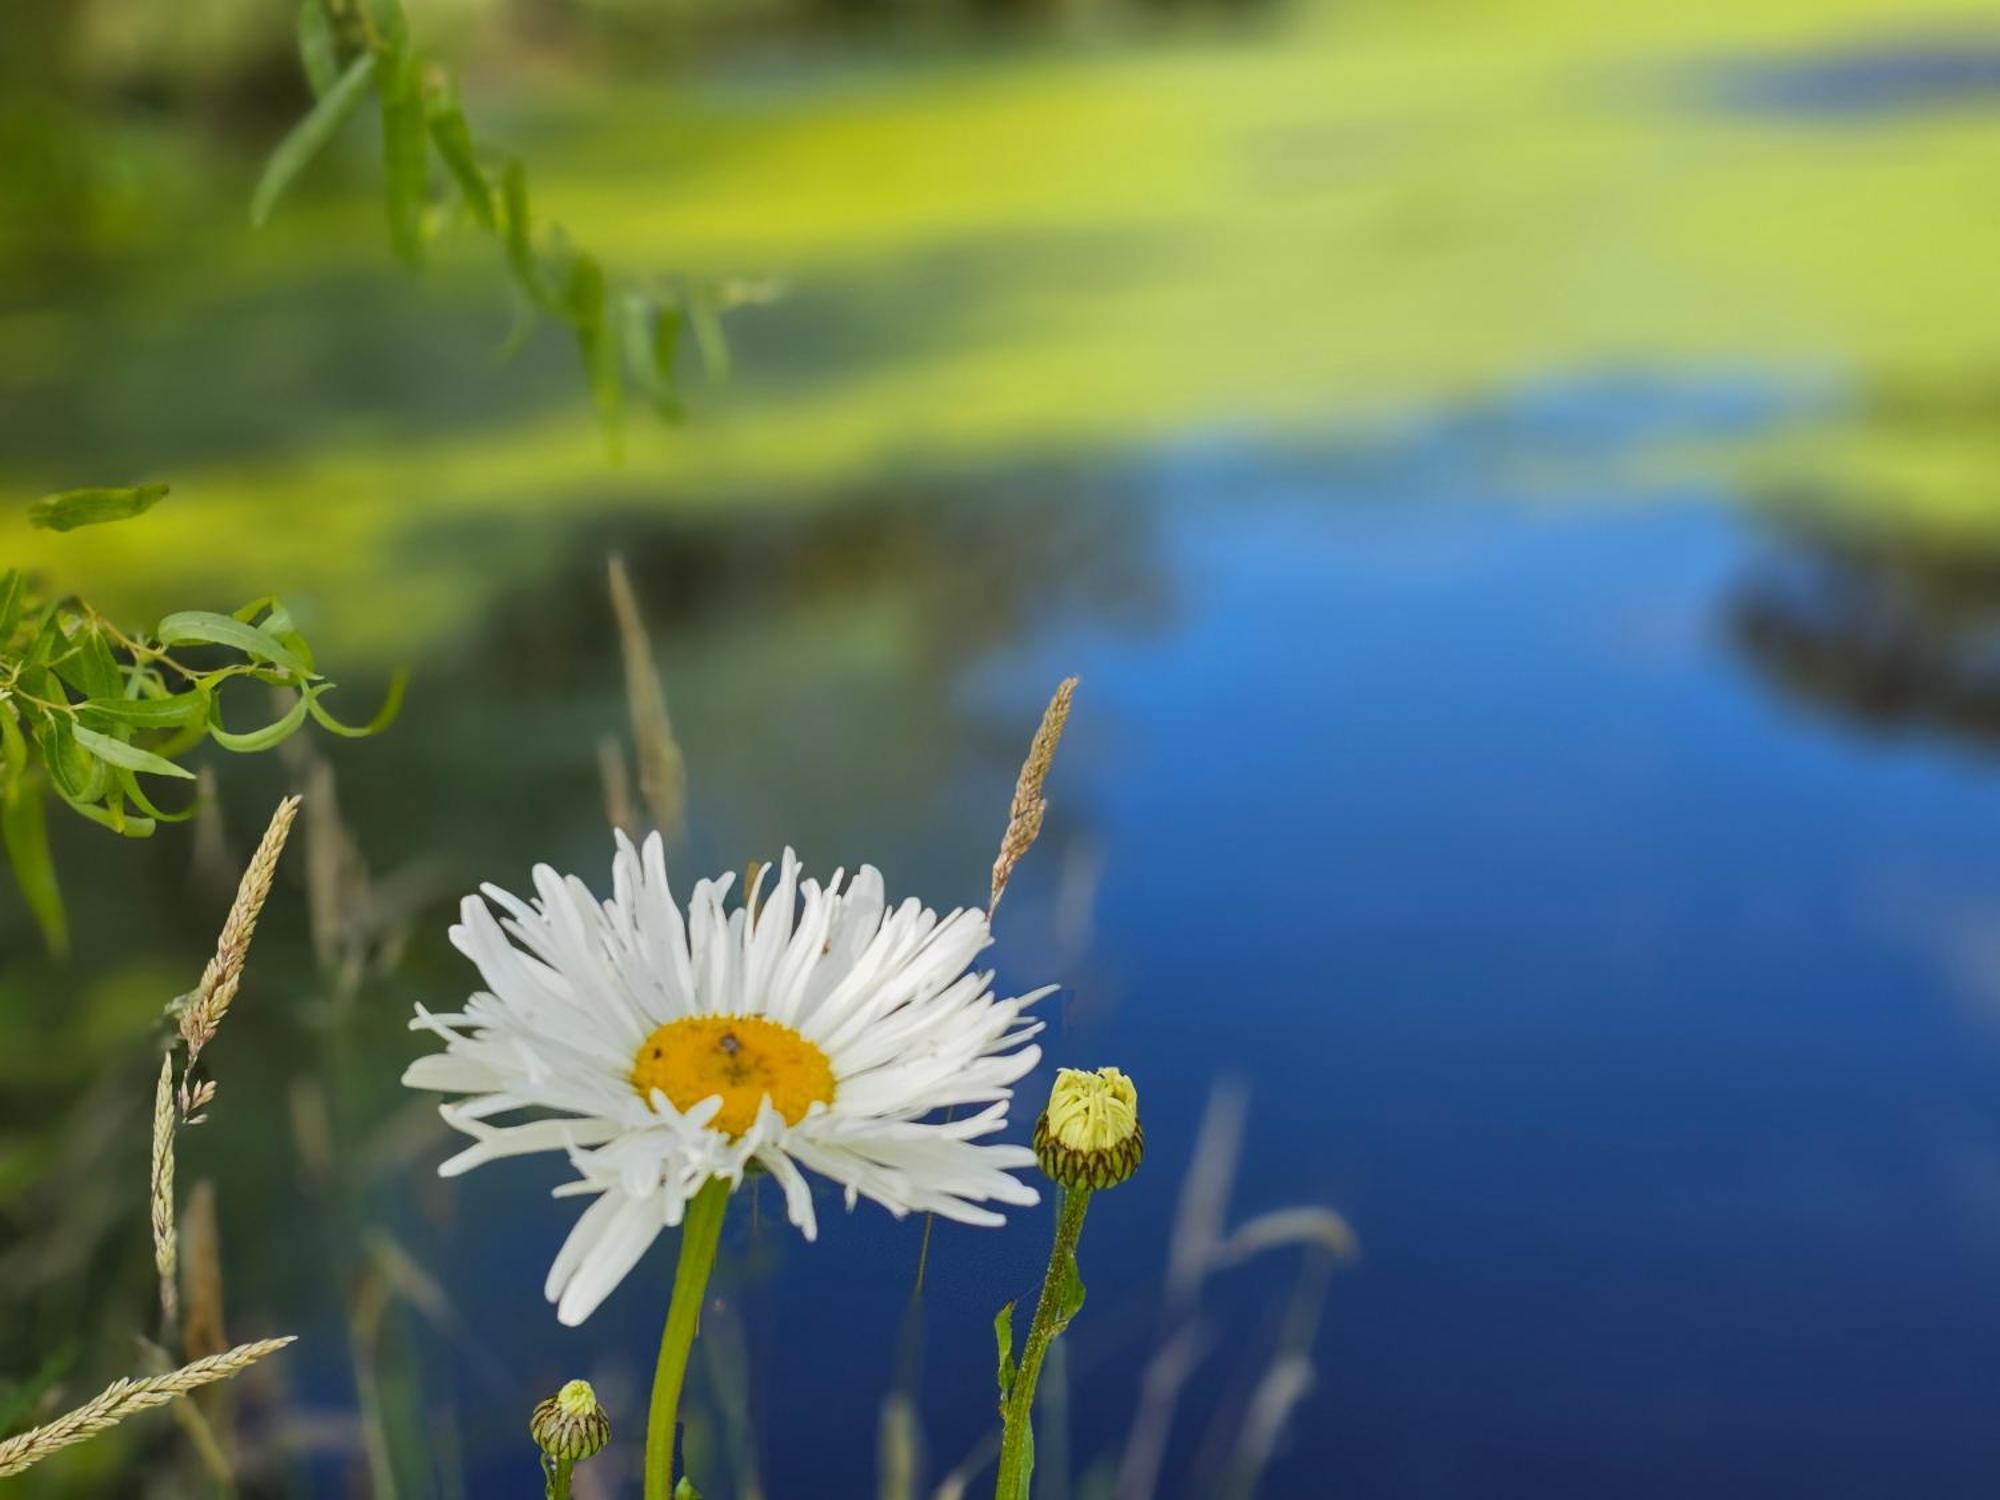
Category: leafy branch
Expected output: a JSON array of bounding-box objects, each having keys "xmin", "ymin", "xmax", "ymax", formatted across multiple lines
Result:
[
  {"xmin": 253, "ymin": 0, "xmax": 769, "ymax": 454},
  {"xmin": 1, "ymin": 486, "xmax": 403, "ymax": 954}
]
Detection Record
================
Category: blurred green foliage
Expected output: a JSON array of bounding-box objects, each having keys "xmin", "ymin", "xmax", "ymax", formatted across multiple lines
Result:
[
  {"xmin": 247, "ymin": 0, "xmax": 761, "ymax": 453},
  {"xmin": 1, "ymin": 492, "xmax": 402, "ymax": 953}
]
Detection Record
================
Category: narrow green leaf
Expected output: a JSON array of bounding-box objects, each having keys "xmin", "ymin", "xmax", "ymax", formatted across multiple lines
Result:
[
  {"xmin": 367, "ymin": 0, "xmax": 409, "ymax": 47},
  {"xmin": 425, "ymin": 80, "xmax": 494, "ymax": 229},
  {"xmin": 2, "ymin": 704, "xmax": 27, "ymax": 780},
  {"xmin": 231, "ymin": 593, "xmax": 281, "ymax": 624},
  {"xmin": 1, "ymin": 772, "xmax": 66, "ymax": 955},
  {"xmin": 296, "ymin": 0, "xmax": 343, "ymax": 97},
  {"xmin": 35, "ymin": 717, "xmax": 109, "ymax": 806},
  {"xmin": 71, "ymin": 724, "xmax": 196, "ymax": 780},
  {"xmin": 251, "ymin": 53, "xmax": 377, "ymax": 228},
  {"xmin": 157, "ymin": 611, "xmax": 312, "ymax": 677},
  {"xmin": 113, "ymin": 767, "xmax": 196, "ymax": 824},
  {"xmin": 236, "ymin": 597, "xmax": 318, "ymax": 674},
  {"xmin": 565, "ymin": 255, "xmax": 623, "ymax": 454},
  {"xmin": 208, "ymin": 687, "xmax": 316, "ymax": 753},
  {"xmin": 0, "ymin": 710, "xmax": 65, "ymax": 955},
  {"xmin": 994, "ymin": 1301, "xmax": 1017, "ymax": 1400},
  {"xmin": 78, "ymin": 694, "xmax": 210, "ymax": 731},
  {"xmin": 379, "ymin": 41, "xmax": 429, "ymax": 265},
  {"xmin": 673, "ymin": 1481, "xmax": 703, "ymax": 1500},
  {"xmin": 26, "ymin": 483, "xmax": 170, "ymax": 532},
  {"xmin": 1053, "ymin": 1248, "xmax": 1086, "ymax": 1337},
  {"xmin": 624, "ymin": 296, "xmax": 685, "ymax": 419},
  {"xmin": 70, "ymin": 626, "xmax": 122, "ymax": 702},
  {"xmin": 0, "ymin": 571, "xmax": 23, "ymax": 643},
  {"xmin": 58, "ymin": 796, "xmax": 155, "ymax": 839},
  {"xmin": 305, "ymin": 669, "xmax": 407, "ymax": 738},
  {"xmin": 499, "ymin": 159, "xmax": 555, "ymax": 310},
  {"xmin": 19, "ymin": 604, "xmax": 63, "ymax": 673},
  {"xmin": 686, "ymin": 283, "xmax": 731, "ymax": 383}
]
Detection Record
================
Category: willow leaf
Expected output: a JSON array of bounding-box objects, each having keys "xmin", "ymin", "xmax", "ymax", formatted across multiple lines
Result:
[
  {"xmin": 251, "ymin": 53, "xmax": 377, "ymax": 228},
  {"xmin": 208, "ymin": 688, "xmax": 317, "ymax": 753},
  {"xmin": 305, "ymin": 670, "xmax": 407, "ymax": 738},
  {"xmin": 157, "ymin": 611, "xmax": 312, "ymax": 677},
  {"xmin": 78, "ymin": 694, "xmax": 211, "ymax": 731},
  {"xmin": 59, "ymin": 796, "xmax": 155, "ymax": 838},
  {"xmin": 425, "ymin": 81, "xmax": 494, "ymax": 229},
  {"xmin": 114, "ymin": 766, "xmax": 197, "ymax": 824},
  {"xmin": 379, "ymin": 41, "xmax": 429, "ymax": 265},
  {"xmin": 0, "ymin": 572, "xmax": 22, "ymax": 642},
  {"xmin": 1, "ymin": 772, "xmax": 66, "ymax": 954},
  {"xmin": 565, "ymin": 255, "xmax": 623, "ymax": 453},
  {"xmin": 27, "ymin": 483, "xmax": 170, "ymax": 532},
  {"xmin": 686, "ymin": 284, "xmax": 731, "ymax": 383},
  {"xmin": 71, "ymin": 724, "xmax": 196, "ymax": 781},
  {"xmin": 297, "ymin": 0, "xmax": 342, "ymax": 97},
  {"xmin": 35, "ymin": 718, "xmax": 109, "ymax": 806}
]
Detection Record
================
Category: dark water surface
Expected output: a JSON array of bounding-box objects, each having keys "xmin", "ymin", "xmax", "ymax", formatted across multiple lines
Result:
[{"xmin": 284, "ymin": 451, "xmax": 2000, "ymax": 1497}]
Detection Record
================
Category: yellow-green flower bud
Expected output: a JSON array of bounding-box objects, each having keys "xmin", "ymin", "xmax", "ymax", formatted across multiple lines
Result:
[
  {"xmin": 1033, "ymin": 1066, "xmax": 1142, "ymax": 1191},
  {"xmin": 531, "ymin": 1379, "xmax": 610, "ymax": 1462}
]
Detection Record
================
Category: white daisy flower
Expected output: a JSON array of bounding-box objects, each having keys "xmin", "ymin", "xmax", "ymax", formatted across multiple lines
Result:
[{"xmin": 403, "ymin": 834, "xmax": 1050, "ymax": 1325}]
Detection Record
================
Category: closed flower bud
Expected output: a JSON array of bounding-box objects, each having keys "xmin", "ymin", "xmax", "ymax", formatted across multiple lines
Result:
[
  {"xmin": 531, "ymin": 1379, "xmax": 610, "ymax": 1462},
  {"xmin": 1033, "ymin": 1066, "xmax": 1142, "ymax": 1191}
]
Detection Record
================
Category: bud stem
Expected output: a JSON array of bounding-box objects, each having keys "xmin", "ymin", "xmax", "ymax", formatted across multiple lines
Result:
[
  {"xmin": 543, "ymin": 1454, "xmax": 574, "ymax": 1500},
  {"xmin": 994, "ymin": 1186, "xmax": 1094, "ymax": 1499},
  {"xmin": 644, "ymin": 1176, "xmax": 731, "ymax": 1500}
]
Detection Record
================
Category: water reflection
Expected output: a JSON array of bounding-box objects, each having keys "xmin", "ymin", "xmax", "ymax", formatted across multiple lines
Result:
[{"xmin": 1732, "ymin": 515, "xmax": 2000, "ymax": 749}]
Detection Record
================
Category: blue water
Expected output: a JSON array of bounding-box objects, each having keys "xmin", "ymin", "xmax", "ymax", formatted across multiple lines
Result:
[{"xmin": 347, "ymin": 432, "xmax": 2000, "ymax": 1498}]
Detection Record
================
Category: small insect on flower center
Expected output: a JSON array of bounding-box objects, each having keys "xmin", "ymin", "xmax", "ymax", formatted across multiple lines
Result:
[{"xmin": 631, "ymin": 1015, "xmax": 836, "ymax": 1137}]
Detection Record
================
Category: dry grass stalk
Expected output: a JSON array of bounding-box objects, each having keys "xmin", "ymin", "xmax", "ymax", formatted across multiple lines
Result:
[
  {"xmin": 150, "ymin": 1053, "xmax": 179, "ymax": 1333},
  {"xmin": 607, "ymin": 555, "xmax": 687, "ymax": 838},
  {"xmin": 0, "ymin": 1337, "xmax": 295, "ymax": 1479},
  {"xmin": 287, "ymin": 1077, "xmax": 336, "ymax": 1184},
  {"xmin": 877, "ymin": 1392, "xmax": 921, "ymax": 1500},
  {"xmin": 152, "ymin": 795, "xmax": 299, "ymax": 1341},
  {"xmin": 180, "ymin": 1181, "xmax": 228, "ymax": 1364},
  {"xmin": 989, "ymin": 677, "xmax": 1078, "ymax": 915},
  {"xmin": 133, "ymin": 1336, "xmax": 237, "ymax": 1485},
  {"xmin": 301, "ymin": 758, "xmax": 350, "ymax": 972},
  {"xmin": 180, "ymin": 795, "xmax": 302, "ymax": 1067},
  {"xmin": 190, "ymin": 765, "xmax": 232, "ymax": 894},
  {"xmin": 597, "ymin": 733, "xmax": 637, "ymax": 837},
  {"xmin": 163, "ymin": 1385, "xmax": 236, "ymax": 1484}
]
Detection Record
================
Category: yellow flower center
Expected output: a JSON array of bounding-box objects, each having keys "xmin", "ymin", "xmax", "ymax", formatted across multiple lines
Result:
[
  {"xmin": 1043, "ymin": 1066, "xmax": 1140, "ymax": 1154},
  {"xmin": 631, "ymin": 1015, "xmax": 836, "ymax": 1137}
]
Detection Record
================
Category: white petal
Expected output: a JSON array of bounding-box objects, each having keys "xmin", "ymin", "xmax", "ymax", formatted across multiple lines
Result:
[
  {"xmin": 401, "ymin": 1053, "xmax": 503, "ymax": 1094},
  {"xmin": 556, "ymin": 1192, "xmax": 667, "ymax": 1325}
]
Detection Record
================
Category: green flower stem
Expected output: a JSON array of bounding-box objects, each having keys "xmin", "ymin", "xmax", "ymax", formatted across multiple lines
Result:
[
  {"xmin": 995, "ymin": 1186, "xmax": 1093, "ymax": 1500},
  {"xmin": 644, "ymin": 1177, "xmax": 731, "ymax": 1500},
  {"xmin": 543, "ymin": 1455, "xmax": 573, "ymax": 1500}
]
